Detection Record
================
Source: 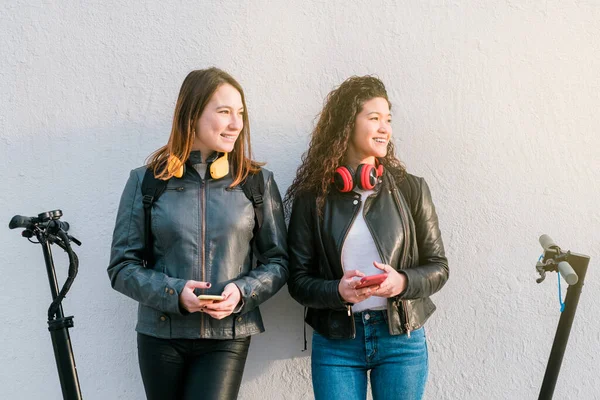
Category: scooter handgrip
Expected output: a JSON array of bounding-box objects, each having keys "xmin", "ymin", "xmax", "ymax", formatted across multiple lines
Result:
[
  {"xmin": 539, "ymin": 234, "xmax": 557, "ymax": 252},
  {"xmin": 9, "ymin": 215, "xmax": 33, "ymax": 229},
  {"xmin": 558, "ymin": 261, "xmax": 578, "ymax": 285}
]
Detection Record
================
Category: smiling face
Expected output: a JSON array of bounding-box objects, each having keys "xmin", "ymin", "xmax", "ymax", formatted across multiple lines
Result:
[
  {"xmin": 345, "ymin": 96, "xmax": 392, "ymax": 168},
  {"xmin": 192, "ymin": 83, "xmax": 244, "ymax": 159}
]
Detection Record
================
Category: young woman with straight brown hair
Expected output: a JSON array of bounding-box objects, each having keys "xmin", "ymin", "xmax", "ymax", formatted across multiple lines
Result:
[{"xmin": 108, "ymin": 67, "xmax": 288, "ymax": 400}]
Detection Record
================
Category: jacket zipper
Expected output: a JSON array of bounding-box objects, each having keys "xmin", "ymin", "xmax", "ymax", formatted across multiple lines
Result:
[
  {"xmin": 402, "ymin": 301, "xmax": 411, "ymax": 338},
  {"xmin": 200, "ymin": 180, "xmax": 206, "ymax": 334},
  {"xmin": 391, "ymin": 184, "xmax": 412, "ymax": 338},
  {"xmin": 339, "ymin": 194, "xmax": 361, "ymax": 338}
]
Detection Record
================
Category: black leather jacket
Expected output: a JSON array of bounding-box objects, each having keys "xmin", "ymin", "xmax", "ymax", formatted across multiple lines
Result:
[
  {"xmin": 287, "ymin": 172, "xmax": 448, "ymax": 339},
  {"xmin": 108, "ymin": 152, "xmax": 288, "ymax": 339}
]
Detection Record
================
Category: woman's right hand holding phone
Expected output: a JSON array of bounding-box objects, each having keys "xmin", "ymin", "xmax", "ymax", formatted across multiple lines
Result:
[
  {"xmin": 179, "ymin": 280, "xmax": 212, "ymax": 313},
  {"xmin": 338, "ymin": 270, "xmax": 380, "ymax": 304}
]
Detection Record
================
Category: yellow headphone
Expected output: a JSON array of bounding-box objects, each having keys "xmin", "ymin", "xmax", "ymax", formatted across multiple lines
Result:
[
  {"xmin": 166, "ymin": 153, "xmax": 229, "ymax": 180},
  {"xmin": 209, "ymin": 152, "xmax": 229, "ymax": 179}
]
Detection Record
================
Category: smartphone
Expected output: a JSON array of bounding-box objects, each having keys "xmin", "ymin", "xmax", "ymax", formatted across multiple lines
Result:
[
  {"xmin": 197, "ymin": 294, "xmax": 225, "ymax": 302},
  {"xmin": 354, "ymin": 273, "xmax": 387, "ymax": 289}
]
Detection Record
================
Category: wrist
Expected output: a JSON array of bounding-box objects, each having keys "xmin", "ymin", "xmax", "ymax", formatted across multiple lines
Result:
[
  {"xmin": 231, "ymin": 282, "xmax": 243, "ymax": 300},
  {"xmin": 335, "ymin": 280, "xmax": 350, "ymax": 307},
  {"xmin": 178, "ymin": 295, "xmax": 191, "ymax": 315},
  {"xmin": 394, "ymin": 271, "xmax": 408, "ymax": 297}
]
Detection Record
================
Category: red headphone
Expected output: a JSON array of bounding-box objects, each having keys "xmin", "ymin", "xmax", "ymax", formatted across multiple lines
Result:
[{"xmin": 333, "ymin": 160, "xmax": 384, "ymax": 192}]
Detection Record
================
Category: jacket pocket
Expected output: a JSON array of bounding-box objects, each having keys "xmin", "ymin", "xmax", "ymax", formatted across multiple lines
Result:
[{"xmin": 137, "ymin": 304, "xmax": 171, "ymax": 338}]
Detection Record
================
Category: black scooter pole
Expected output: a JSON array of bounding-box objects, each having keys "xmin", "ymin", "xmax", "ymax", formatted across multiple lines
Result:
[
  {"xmin": 9, "ymin": 211, "xmax": 83, "ymax": 400},
  {"xmin": 40, "ymin": 237, "xmax": 82, "ymax": 400},
  {"xmin": 538, "ymin": 252, "xmax": 590, "ymax": 400},
  {"xmin": 536, "ymin": 235, "xmax": 591, "ymax": 400}
]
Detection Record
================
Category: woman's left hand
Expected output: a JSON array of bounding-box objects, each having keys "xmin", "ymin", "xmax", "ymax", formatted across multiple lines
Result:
[
  {"xmin": 371, "ymin": 262, "xmax": 407, "ymax": 298},
  {"xmin": 202, "ymin": 283, "xmax": 242, "ymax": 320}
]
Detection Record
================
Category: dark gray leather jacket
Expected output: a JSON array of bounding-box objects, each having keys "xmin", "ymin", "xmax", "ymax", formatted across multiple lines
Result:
[
  {"xmin": 288, "ymin": 172, "xmax": 448, "ymax": 339},
  {"xmin": 108, "ymin": 152, "xmax": 288, "ymax": 339}
]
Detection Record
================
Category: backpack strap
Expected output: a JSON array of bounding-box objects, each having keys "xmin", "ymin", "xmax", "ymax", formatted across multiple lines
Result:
[
  {"xmin": 240, "ymin": 170, "xmax": 269, "ymax": 266},
  {"xmin": 141, "ymin": 168, "xmax": 168, "ymax": 267}
]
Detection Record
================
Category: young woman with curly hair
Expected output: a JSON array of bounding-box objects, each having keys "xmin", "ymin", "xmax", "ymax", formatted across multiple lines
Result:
[{"xmin": 286, "ymin": 75, "xmax": 448, "ymax": 400}]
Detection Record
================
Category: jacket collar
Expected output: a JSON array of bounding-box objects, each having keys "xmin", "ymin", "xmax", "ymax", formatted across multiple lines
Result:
[{"xmin": 187, "ymin": 151, "xmax": 221, "ymax": 165}]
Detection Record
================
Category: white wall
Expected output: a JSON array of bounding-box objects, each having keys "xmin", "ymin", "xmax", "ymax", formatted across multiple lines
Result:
[{"xmin": 1, "ymin": 1, "xmax": 599, "ymax": 399}]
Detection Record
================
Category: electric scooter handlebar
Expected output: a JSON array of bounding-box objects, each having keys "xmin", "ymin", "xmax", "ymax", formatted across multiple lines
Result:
[
  {"xmin": 538, "ymin": 234, "xmax": 579, "ymax": 285},
  {"xmin": 9, "ymin": 213, "xmax": 70, "ymax": 232}
]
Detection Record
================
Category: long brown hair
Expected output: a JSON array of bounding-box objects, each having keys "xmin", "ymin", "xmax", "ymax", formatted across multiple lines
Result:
[
  {"xmin": 284, "ymin": 75, "xmax": 406, "ymax": 216},
  {"xmin": 147, "ymin": 67, "xmax": 261, "ymax": 186}
]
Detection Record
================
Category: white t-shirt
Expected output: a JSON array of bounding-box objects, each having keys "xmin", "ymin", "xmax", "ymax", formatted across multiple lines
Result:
[
  {"xmin": 341, "ymin": 188, "xmax": 388, "ymax": 313},
  {"xmin": 193, "ymin": 163, "xmax": 207, "ymax": 178}
]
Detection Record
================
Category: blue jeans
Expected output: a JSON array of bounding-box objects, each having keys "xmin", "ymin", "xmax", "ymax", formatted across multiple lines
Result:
[{"xmin": 312, "ymin": 310, "xmax": 428, "ymax": 400}]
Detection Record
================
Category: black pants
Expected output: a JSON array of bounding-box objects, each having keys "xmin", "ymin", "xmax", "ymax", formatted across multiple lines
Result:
[{"xmin": 137, "ymin": 333, "xmax": 251, "ymax": 400}]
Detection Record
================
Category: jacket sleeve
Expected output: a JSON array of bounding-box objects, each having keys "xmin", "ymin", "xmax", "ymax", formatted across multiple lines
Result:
[
  {"xmin": 398, "ymin": 177, "xmax": 449, "ymax": 300},
  {"xmin": 287, "ymin": 193, "xmax": 347, "ymax": 310},
  {"xmin": 107, "ymin": 170, "xmax": 187, "ymax": 314},
  {"xmin": 232, "ymin": 171, "xmax": 289, "ymax": 315}
]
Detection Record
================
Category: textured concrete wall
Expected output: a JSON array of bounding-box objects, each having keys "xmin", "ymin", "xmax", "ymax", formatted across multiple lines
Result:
[{"xmin": 1, "ymin": 1, "xmax": 599, "ymax": 399}]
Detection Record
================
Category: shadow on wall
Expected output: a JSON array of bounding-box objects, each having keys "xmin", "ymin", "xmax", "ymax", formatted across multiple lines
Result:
[
  {"xmin": 3, "ymin": 122, "xmax": 311, "ymax": 396},
  {"xmin": 242, "ymin": 286, "xmax": 311, "ymax": 383}
]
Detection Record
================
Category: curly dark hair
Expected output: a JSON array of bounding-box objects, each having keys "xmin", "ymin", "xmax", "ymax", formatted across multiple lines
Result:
[{"xmin": 284, "ymin": 75, "xmax": 406, "ymax": 216}]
